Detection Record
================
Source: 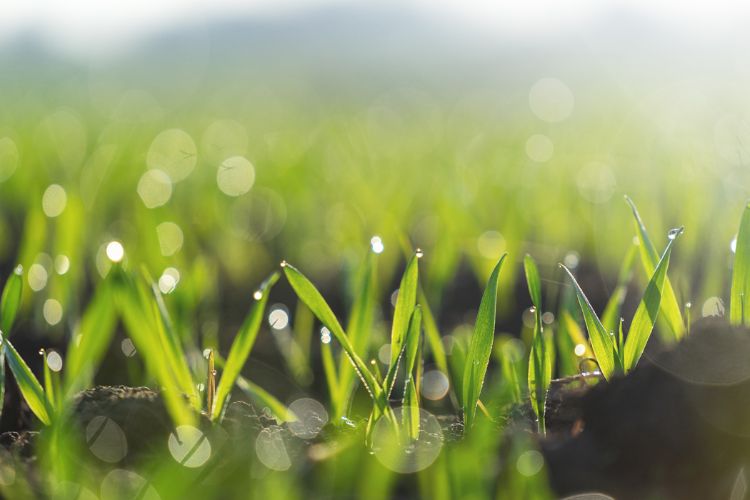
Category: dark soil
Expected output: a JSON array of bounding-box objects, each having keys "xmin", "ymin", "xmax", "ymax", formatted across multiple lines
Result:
[{"xmin": 541, "ymin": 318, "xmax": 750, "ymax": 500}]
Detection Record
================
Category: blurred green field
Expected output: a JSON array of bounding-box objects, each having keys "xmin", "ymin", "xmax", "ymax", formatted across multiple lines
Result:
[{"xmin": 1, "ymin": 13, "xmax": 750, "ymax": 498}]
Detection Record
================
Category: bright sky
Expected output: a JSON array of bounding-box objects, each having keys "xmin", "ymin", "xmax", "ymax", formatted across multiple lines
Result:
[{"xmin": 3, "ymin": 0, "xmax": 750, "ymax": 57}]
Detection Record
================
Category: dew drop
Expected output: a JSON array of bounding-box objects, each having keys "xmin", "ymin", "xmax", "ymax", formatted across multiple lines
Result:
[
  {"xmin": 253, "ymin": 290, "xmax": 263, "ymax": 301},
  {"xmin": 668, "ymin": 227, "xmax": 684, "ymax": 240},
  {"xmin": 280, "ymin": 260, "xmax": 288, "ymax": 268},
  {"xmin": 415, "ymin": 248, "xmax": 424, "ymax": 259}
]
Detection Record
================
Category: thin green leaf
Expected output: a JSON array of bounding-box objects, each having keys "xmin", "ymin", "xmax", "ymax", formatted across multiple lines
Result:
[
  {"xmin": 113, "ymin": 270, "xmax": 196, "ymax": 426},
  {"xmin": 335, "ymin": 251, "xmax": 377, "ymax": 419},
  {"xmin": 211, "ymin": 272, "xmax": 279, "ymax": 421},
  {"xmin": 731, "ymin": 201, "xmax": 750, "ymax": 325},
  {"xmin": 417, "ymin": 288, "xmax": 449, "ymax": 375},
  {"xmin": 2, "ymin": 334, "xmax": 51, "ymax": 425},
  {"xmin": 623, "ymin": 228, "xmax": 683, "ymax": 371},
  {"xmin": 601, "ymin": 243, "xmax": 637, "ymax": 335},
  {"xmin": 525, "ymin": 255, "xmax": 550, "ymax": 435},
  {"xmin": 625, "ymin": 196, "xmax": 685, "ymax": 339},
  {"xmin": 0, "ymin": 266, "xmax": 23, "ymax": 334},
  {"xmin": 389, "ymin": 253, "xmax": 419, "ymax": 367},
  {"xmin": 462, "ymin": 254, "xmax": 507, "ymax": 431},
  {"xmin": 523, "ymin": 255, "xmax": 542, "ymax": 309},
  {"xmin": 560, "ymin": 265, "xmax": 621, "ymax": 380},
  {"xmin": 64, "ymin": 283, "xmax": 117, "ymax": 395},
  {"xmin": 282, "ymin": 262, "xmax": 383, "ymax": 408}
]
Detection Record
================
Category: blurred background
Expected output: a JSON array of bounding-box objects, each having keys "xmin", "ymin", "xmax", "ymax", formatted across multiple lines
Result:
[{"xmin": 2, "ymin": 0, "xmax": 750, "ymax": 399}]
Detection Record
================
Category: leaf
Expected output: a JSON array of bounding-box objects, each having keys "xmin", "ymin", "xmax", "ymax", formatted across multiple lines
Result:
[
  {"xmin": 388, "ymin": 253, "xmax": 419, "ymax": 367},
  {"xmin": 335, "ymin": 251, "xmax": 378, "ymax": 419},
  {"xmin": 282, "ymin": 262, "xmax": 383, "ymax": 408},
  {"xmin": 524, "ymin": 255, "xmax": 550, "ymax": 435},
  {"xmin": 731, "ymin": 201, "xmax": 750, "ymax": 325},
  {"xmin": 113, "ymin": 269, "xmax": 196, "ymax": 426},
  {"xmin": 625, "ymin": 196, "xmax": 685, "ymax": 339},
  {"xmin": 0, "ymin": 266, "xmax": 23, "ymax": 334},
  {"xmin": 418, "ymin": 288, "xmax": 449, "ymax": 375},
  {"xmin": 211, "ymin": 272, "xmax": 279, "ymax": 421},
  {"xmin": 462, "ymin": 254, "xmax": 507, "ymax": 431},
  {"xmin": 623, "ymin": 228, "xmax": 683, "ymax": 371},
  {"xmin": 64, "ymin": 283, "xmax": 117, "ymax": 395},
  {"xmin": 560, "ymin": 265, "xmax": 621, "ymax": 380},
  {"xmin": 2, "ymin": 334, "xmax": 51, "ymax": 425},
  {"xmin": 523, "ymin": 255, "xmax": 542, "ymax": 310},
  {"xmin": 601, "ymin": 243, "xmax": 637, "ymax": 335}
]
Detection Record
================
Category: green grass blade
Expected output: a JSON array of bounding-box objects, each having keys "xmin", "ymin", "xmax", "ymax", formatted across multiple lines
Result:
[
  {"xmin": 113, "ymin": 270, "xmax": 196, "ymax": 426},
  {"xmin": 282, "ymin": 262, "xmax": 383, "ymax": 407},
  {"xmin": 389, "ymin": 253, "xmax": 419, "ymax": 367},
  {"xmin": 417, "ymin": 288, "xmax": 449, "ymax": 375},
  {"xmin": 524, "ymin": 255, "xmax": 542, "ymax": 310},
  {"xmin": 401, "ymin": 307, "xmax": 422, "ymax": 440},
  {"xmin": 0, "ymin": 265, "xmax": 24, "ymax": 421},
  {"xmin": 524, "ymin": 255, "xmax": 550, "ymax": 435},
  {"xmin": 211, "ymin": 272, "xmax": 279, "ymax": 421},
  {"xmin": 1, "ymin": 333, "xmax": 51, "ymax": 425},
  {"xmin": 625, "ymin": 196, "xmax": 685, "ymax": 339},
  {"xmin": 731, "ymin": 201, "xmax": 750, "ymax": 325},
  {"xmin": 560, "ymin": 265, "xmax": 621, "ymax": 380},
  {"xmin": 335, "ymin": 251, "xmax": 378, "ymax": 419},
  {"xmin": 0, "ymin": 266, "xmax": 23, "ymax": 334},
  {"xmin": 601, "ymin": 243, "xmax": 637, "ymax": 334},
  {"xmin": 322, "ymin": 335, "xmax": 340, "ymax": 401},
  {"xmin": 623, "ymin": 228, "xmax": 683, "ymax": 372},
  {"xmin": 64, "ymin": 283, "xmax": 117, "ymax": 395},
  {"xmin": 146, "ymin": 274, "xmax": 199, "ymax": 409},
  {"xmin": 462, "ymin": 254, "xmax": 507, "ymax": 431}
]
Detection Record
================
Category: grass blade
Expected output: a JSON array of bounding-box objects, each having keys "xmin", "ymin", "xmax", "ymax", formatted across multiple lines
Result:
[
  {"xmin": 211, "ymin": 272, "xmax": 279, "ymax": 421},
  {"xmin": 524, "ymin": 255, "xmax": 550, "ymax": 435},
  {"xmin": 401, "ymin": 307, "xmax": 422, "ymax": 440},
  {"xmin": 0, "ymin": 265, "xmax": 24, "ymax": 420},
  {"xmin": 462, "ymin": 254, "xmax": 507, "ymax": 431},
  {"xmin": 1, "ymin": 333, "xmax": 51, "ymax": 425},
  {"xmin": 600, "ymin": 243, "xmax": 637, "ymax": 334},
  {"xmin": 282, "ymin": 262, "xmax": 383, "ymax": 408},
  {"xmin": 623, "ymin": 228, "xmax": 683, "ymax": 371},
  {"xmin": 731, "ymin": 201, "xmax": 750, "ymax": 325},
  {"xmin": 625, "ymin": 196, "xmax": 685, "ymax": 339},
  {"xmin": 64, "ymin": 282, "xmax": 117, "ymax": 395},
  {"xmin": 388, "ymin": 253, "xmax": 419, "ymax": 368},
  {"xmin": 0, "ymin": 266, "xmax": 23, "ymax": 334},
  {"xmin": 560, "ymin": 265, "xmax": 621, "ymax": 380},
  {"xmin": 335, "ymin": 251, "xmax": 378, "ymax": 420}
]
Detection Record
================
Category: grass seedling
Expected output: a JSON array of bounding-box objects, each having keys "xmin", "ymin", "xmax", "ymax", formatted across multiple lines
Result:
[
  {"xmin": 730, "ymin": 200, "xmax": 750, "ymax": 325},
  {"xmin": 524, "ymin": 255, "xmax": 551, "ymax": 435},
  {"xmin": 462, "ymin": 254, "xmax": 507, "ymax": 432},
  {"xmin": 561, "ymin": 226, "xmax": 683, "ymax": 378},
  {"xmin": 625, "ymin": 196, "xmax": 685, "ymax": 339},
  {"xmin": 210, "ymin": 272, "xmax": 279, "ymax": 421}
]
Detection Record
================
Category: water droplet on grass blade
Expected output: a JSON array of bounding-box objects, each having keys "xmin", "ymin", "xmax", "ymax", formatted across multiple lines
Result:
[
  {"xmin": 105, "ymin": 241, "xmax": 124, "ymax": 263},
  {"xmin": 370, "ymin": 236, "xmax": 384, "ymax": 254},
  {"xmin": 253, "ymin": 290, "xmax": 263, "ymax": 301},
  {"xmin": 320, "ymin": 327, "xmax": 331, "ymax": 344},
  {"xmin": 668, "ymin": 227, "xmax": 684, "ymax": 240},
  {"xmin": 415, "ymin": 248, "xmax": 424, "ymax": 258}
]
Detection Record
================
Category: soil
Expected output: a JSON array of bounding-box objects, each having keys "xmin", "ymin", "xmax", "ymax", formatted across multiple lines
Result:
[{"xmin": 541, "ymin": 318, "xmax": 750, "ymax": 500}]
